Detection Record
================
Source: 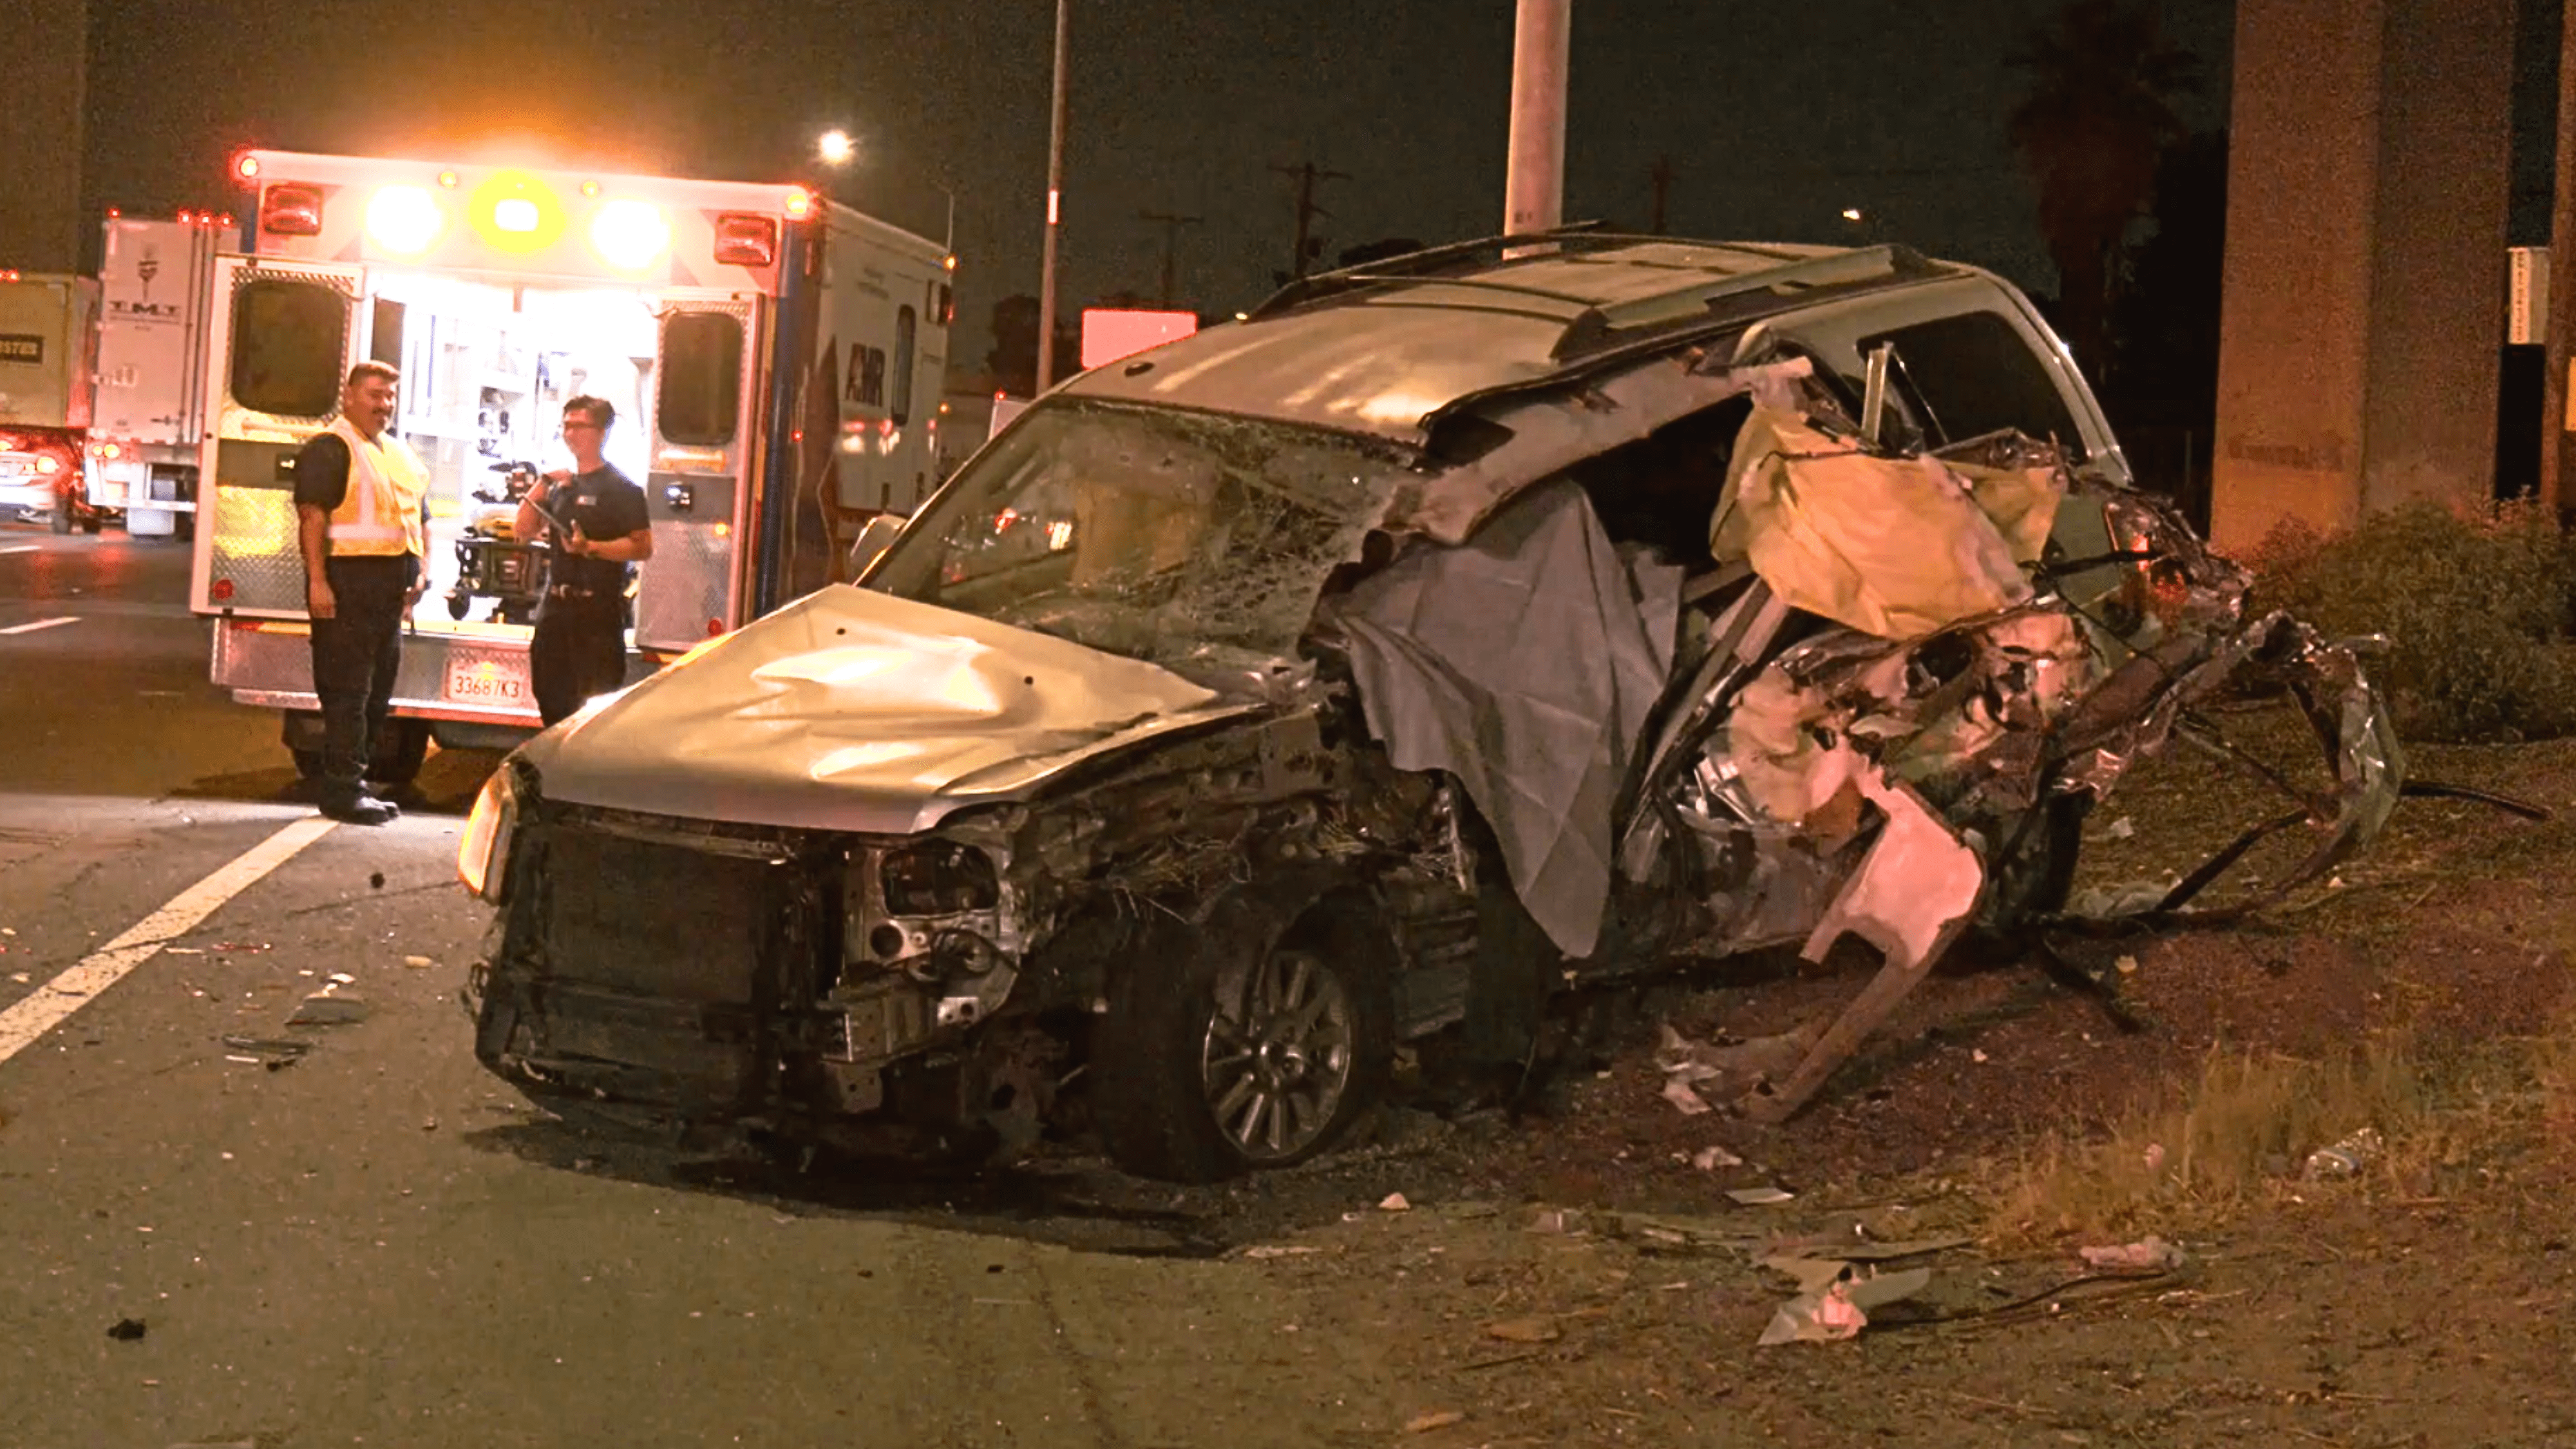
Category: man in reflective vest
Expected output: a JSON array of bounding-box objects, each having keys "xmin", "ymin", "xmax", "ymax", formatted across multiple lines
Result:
[{"xmin": 292, "ymin": 361, "xmax": 430, "ymax": 826}]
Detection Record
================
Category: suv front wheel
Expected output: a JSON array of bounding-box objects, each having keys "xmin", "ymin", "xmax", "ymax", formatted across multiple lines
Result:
[{"xmin": 1092, "ymin": 877, "xmax": 1396, "ymax": 1182}]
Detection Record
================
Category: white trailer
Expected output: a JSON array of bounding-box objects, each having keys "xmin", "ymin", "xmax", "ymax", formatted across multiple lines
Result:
[
  {"xmin": 0, "ymin": 272, "xmax": 100, "ymax": 531},
  {"xmin": 191, "ymin": 149, "xmax": 952, "ymax": 781},
  {"xmin": 91, "ymin": 214, "xmax": 239, "ymax": 536}
]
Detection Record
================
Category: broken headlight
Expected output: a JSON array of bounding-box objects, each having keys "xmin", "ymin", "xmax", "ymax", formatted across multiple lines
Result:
[
  {"xmin": 457, "ymin": 768, "xmax": 520, "ymax": 904},
  {"xmin": 880, "ymin": 840, "xmax": 1000, "ymax": 917}
]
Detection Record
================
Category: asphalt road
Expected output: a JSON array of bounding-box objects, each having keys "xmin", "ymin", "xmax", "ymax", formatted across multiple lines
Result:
[{"xmin": 0, "ymin": 525, "xmax": 1404, "ymax": 1449}]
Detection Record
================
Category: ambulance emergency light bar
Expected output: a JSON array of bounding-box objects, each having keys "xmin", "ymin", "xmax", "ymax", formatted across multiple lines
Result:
[{"xmin": 229, "ymin": 149, "xmax": 815, "ymax": 287}]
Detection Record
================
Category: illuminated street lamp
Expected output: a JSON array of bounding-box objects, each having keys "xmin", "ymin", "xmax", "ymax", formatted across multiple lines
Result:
[
  {"xmin": 1841, "ymin": 206, "xmax": 1864, "ymax": 223},
  {"xmin": 818, "ymin": 129, "xmax": 857, "ymax": 167}
]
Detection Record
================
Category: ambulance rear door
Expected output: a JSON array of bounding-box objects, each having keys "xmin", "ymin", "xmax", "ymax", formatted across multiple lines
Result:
[
  {"xmin": 190, "ymin": 256, "xmax": 367, "ymax": 618},
  {"xmin": 633, "ymin": 292, "xmax": 764, "ymax": 652}
]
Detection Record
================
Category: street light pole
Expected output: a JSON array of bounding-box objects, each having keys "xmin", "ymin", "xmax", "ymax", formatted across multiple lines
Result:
[
  {"xmin": 1036, "ymin": 0, "xmax": 1072, "ymax": 393},
  {"xmin": 1502, "ymin": 0, "xmax": 1571, "ymax": 237}
]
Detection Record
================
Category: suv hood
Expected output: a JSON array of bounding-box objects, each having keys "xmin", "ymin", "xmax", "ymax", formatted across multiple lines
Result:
[{"xmin": 515, "ymin": 584, "xmax": 1251, "ymax": 835}]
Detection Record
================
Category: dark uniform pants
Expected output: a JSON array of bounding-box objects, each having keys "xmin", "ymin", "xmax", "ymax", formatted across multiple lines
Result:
[
  {"xmin": 309, "ymin": 558, "xmax": 409, "ymax": 802},
  {"xmin": 531, "ymin": 593, "xmax": 627, "ymax": 726}
]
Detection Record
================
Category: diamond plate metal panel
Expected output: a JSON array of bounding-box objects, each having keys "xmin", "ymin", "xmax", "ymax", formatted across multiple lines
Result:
[
  {"xmin": 211, "ymin": 622, "xmax": 314, "ymax": 693},
  {"xmin": 636, "ymin": 521, "xmax": 734, "ymax": 650},
  {"xmin": 207, "ymin": 486, "xmax": 309, "ymax": 613}
]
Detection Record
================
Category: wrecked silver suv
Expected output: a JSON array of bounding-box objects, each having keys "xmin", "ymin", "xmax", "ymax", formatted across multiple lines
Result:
[{"xmin": 459, "ymin": 234, "xmax": 2400, "ymax": 1182}]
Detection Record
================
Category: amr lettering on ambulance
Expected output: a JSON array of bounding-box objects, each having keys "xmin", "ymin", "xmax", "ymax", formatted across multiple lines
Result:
[{"xmin": 189, "ymin": 149, "xmax": 952, "ymax": 779}]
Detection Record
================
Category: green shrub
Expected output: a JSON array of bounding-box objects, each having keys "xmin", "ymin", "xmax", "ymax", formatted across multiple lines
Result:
[{"xmin": 2240, "ymin": 499, "xmax": 2576, "ymax": 743}]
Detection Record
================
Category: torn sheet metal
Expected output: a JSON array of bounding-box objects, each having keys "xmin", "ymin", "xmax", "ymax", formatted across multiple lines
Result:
[
  {"xmin": 1710, "ymin": 406, "xmax": 2065, "ymax": 639},
  {"xmin": 1383, "ymin": 355, "xmax": 1816, "ymax": 546},
  {"xmin": 1333, "ymin": 479, "xmax": 1683, "ymax": 957},
  {"xmin": 516, "ymin": 584, "xmax": 1249, "ymax": 836}
]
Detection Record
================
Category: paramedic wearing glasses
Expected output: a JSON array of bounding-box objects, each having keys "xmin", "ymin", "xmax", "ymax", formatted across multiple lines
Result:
[{"xmin": 517, "ymin": 395, "xmax": 652, "ymax": 726}]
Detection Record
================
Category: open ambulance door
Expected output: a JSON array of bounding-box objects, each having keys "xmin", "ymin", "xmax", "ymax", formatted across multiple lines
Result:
[
  {"xmin": 634, "ymin": 294, "xmax": 762, "ymax": 652},
  {"xmin": 189, "ymin": 256, "xmax": 367, "ymax": 618}
]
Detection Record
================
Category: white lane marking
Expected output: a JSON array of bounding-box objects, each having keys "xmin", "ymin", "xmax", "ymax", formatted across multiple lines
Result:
[
  {"xmin": 0, "ymin": 815, "xmax": 337, "ymax": 1065},
  {"xmin": 0, "ymin": 616, "xmax": 77, "ymax": 635},
  {"xmin": 0, "ymin": 544, "xmax": 38, "ymax": 554}
]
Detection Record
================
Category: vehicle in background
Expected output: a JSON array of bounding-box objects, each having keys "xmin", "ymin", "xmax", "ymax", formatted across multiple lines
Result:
[
  {"xmin": 90, "ymin": 212, "xmax": 239, "ymax": 538},
  {"xmin": 0, "ymin": 272, "xmax": 100, "ymax": 533},
  {"xmin": 191, "ymin": 149, "xmax": 953, "ymax": 786}
]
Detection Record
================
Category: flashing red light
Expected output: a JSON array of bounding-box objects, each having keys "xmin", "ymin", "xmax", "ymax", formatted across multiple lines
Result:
[
  {"xmin": 177, "ymin": 210, "xmax": 193, "ymax": 224},
  {"xmin": 259, "ymin": 183, "xmax": 324, "ymax": 237},
  {"xmin": 712, "ymin": 212, "xmax": 778, "ymax": 267},
  {"xmin": 782, "ymin": 187, "xmax": 815, "ymax": 221},
  {"xmin": 218, "ymin": 214, "xmax": 234, "ymax": 230},
  {"xmin": 232, "ymin": 153, "xmax": 261, "ymax": 182},
  {"xmin": 106, "ymin": 206, "xmax": 120, "ymax": 219},
  {"xmin": 211, "ymin": 579, "xmax": 236, "ymax": 603},
  {"xmin": 706, "ymin": 618, "xmax": 724, "ymax": 638}
]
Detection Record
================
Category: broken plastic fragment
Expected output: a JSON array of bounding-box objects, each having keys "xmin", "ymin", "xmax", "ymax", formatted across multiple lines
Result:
[
  {"xmin": 2078, "ymin": 1236, "xmax": 2184, "ymax": 1272},
  {"xmin": 1378, "ymin": 1192, "xmax": 1412, "ymax": 1212},
  {"xmin": 1728, "ymin": 1186, "xmax": 1796, "ymax": 1206},
  {"xmin": 1692, "ymin": 1145, "xmax": 1743, "ymax": 1171},
  {"xmin": 1404, "ymin": 1410, "xmax": 1466, "ymax": 1434}
]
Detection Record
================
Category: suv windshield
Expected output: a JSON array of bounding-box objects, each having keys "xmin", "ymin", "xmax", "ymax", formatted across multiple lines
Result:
[{"xmin": 871, "ymin": 399, "xmax": 1405, "ymax": 672}]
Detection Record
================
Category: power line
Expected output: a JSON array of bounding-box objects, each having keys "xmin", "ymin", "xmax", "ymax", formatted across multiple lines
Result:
[
  {"xmin": 1138, "ymin": 209, "xmax": 1203, "ymax": 308},
  {"xmin": 1269, "ymin": 160, "xmax": 1349, "ymax": 279}
]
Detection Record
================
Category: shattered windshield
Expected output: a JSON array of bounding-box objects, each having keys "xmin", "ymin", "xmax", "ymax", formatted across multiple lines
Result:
[{"xmin": 871, "ymin": 399, "xmax": 1405, "ymax": 672}]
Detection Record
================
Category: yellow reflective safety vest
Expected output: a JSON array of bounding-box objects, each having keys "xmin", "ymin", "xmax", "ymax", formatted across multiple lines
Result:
[{"xmin": 323, "ymin": 417, "xmax": 428, "ymax": 559}]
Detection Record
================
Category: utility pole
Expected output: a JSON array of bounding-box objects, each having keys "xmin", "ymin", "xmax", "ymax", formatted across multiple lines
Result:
[
  {"xmin": 1648, "ymin": 155, "xmax": 1672, "ymax": 235},
  {"xmin": 2545, "ymin": 0, "xmax": 2576, "ymax": 516},
  {"xmin": 1035, "ymin": 0, "xmax": 1072, "ymax": 393},
  {"xmin": 1270, "ymin": 161, "xmax": 1348, "ymax": 279},
  {"xmin": 1503, "ymin": 0, "xmax": 1571, "ymax": 236},
  {"xmin": 1139, "ymin": 209, "xmax": 1202, "ymax": 308}
]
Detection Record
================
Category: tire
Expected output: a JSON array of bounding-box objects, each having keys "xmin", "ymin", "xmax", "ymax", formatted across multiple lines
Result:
[
  {"xmin": 1964, "ymin": 791, "xmax": 2092, "ymax": 957},
  {"xmin": 1093, "ymin": 880, "xmax": 1396, "ymax": 1183}
]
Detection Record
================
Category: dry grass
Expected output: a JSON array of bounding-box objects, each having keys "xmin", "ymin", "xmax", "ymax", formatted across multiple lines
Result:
[{"xmin": 1984, "ymin": 1033, "xmax": 2440, "ymax": 1245}]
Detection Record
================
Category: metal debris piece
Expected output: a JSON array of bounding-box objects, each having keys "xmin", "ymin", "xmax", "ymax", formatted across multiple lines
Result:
[
  {"xmin": 1656, "ymin": 1022, "xmax": 1820, "ymax": 1113},
  {"xmin": 1757, "ymin": 1265, "xmax": 1933, "ymax": 1346},
  {"xmin": 1727, "ymin": 1186, "xmax": 1797, "ymax": 1206},
  {"xmin": 2304, "ymin": 1128, "xmax": 2385, "ymax": 1180},
  {"xmin": 286, "ymin": 993, "xmax": 369, "ymax": 1027}
]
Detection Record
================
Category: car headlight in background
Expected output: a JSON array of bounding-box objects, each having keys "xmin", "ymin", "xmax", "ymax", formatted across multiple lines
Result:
[{"xmin": 457, "ymin": 769, "xmax": 520, "ymax": 902}]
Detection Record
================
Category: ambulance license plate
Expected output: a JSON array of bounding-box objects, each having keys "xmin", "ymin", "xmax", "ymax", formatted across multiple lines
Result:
[{"xmin": 445, "ymin": 659, "xmax": 527, "ymax": 705}]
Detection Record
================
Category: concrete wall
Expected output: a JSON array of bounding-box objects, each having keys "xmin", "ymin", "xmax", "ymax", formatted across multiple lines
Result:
[
  {"xmin": 0, "ymin": 0, "xmax": 86, "ymax": 276},
  {"xmin": 2210, "ymin": 0, "xmax": 2515, "ymax": 551}
]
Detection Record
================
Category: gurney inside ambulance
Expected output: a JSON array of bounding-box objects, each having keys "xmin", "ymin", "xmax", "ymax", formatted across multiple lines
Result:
[{"xmin": 368, "ymin": 273, "xmax": 655, "ymax": 632}]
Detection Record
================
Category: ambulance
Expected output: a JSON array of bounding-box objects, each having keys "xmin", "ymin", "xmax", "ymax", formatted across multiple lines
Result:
[{"xmin": 190, "ymin": 149, "xmax": 952, "ymax": 781}]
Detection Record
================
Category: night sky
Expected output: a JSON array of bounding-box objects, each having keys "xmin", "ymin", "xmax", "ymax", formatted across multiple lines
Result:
[{"xmin": 85, "ymin": 0, "xmax": 2248, "ymax": 371}]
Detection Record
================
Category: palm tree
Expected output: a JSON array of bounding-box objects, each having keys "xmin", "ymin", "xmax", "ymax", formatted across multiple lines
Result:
[{"xmin": 2007, "ymin": 0, "xmax": 2204, "ymax": 375}]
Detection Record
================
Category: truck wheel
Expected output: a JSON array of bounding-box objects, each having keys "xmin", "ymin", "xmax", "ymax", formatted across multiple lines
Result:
[
  {"xmin": 368, "ymin": 720, "xmax": 432, "ymax": 788},
  {"xmin": 1092, "ymin": 880, "xmax": 1395, "ymax": 1183}
]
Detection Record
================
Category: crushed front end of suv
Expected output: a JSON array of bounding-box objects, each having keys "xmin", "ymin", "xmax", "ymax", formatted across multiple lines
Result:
[{"xmin": 459, "ymin": 235, "xmax": 2402, "ymax": 1182}]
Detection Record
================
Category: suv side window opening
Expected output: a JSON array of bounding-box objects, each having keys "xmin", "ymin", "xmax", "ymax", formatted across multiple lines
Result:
[{"xmin": 1855, "ymin": 310, "xmax": 2087, "ymax": 460}]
